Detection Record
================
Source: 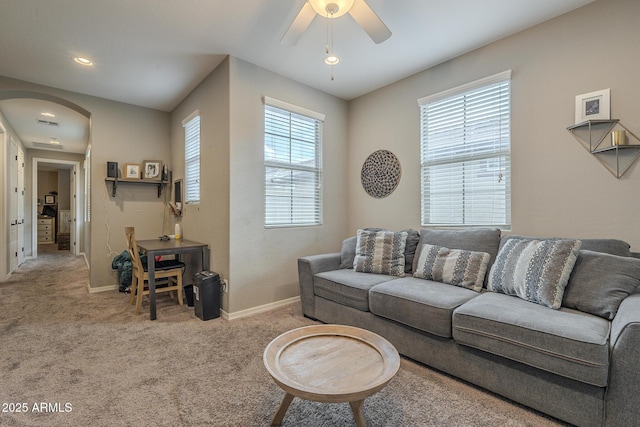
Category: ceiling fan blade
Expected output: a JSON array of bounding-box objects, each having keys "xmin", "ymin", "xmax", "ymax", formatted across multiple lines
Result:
[
  {"xmin": 348, "ymin": 0, "xmax": 391, "ymax": 44},
  {"xmin": 281, "ymin": 1, "xmax": 317, "ymax": 46}
]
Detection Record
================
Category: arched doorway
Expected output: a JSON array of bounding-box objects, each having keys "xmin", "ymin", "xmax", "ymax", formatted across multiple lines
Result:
[{"xmin": 0, "ymin": 90, "xmax": 91, "ymax": 279}]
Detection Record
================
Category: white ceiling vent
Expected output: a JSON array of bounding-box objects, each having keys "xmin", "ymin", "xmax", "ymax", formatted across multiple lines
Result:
[
  {"xmin": 37, "ymin": 119, "xmax": 59, "ymax": 126},
  {"xmin": 32, "ymin": 142, "xmax": 64, "ymax": 150}
]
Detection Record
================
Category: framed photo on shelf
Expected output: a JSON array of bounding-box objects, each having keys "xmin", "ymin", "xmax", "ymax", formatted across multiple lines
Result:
[
  {"xmin": 575, "ymin": 89, "xmax": 610, "ymax": 124},
  {"xmin": 143, "ymin": 160, "xmax": 162, "ymax": 180},
  {"xmin": 44, "ymin": 195, "xmax": 56, "ymax": 204},
  {"xmin": 124, "ymin": 163, "xmax": 141, "ymax": 179}
]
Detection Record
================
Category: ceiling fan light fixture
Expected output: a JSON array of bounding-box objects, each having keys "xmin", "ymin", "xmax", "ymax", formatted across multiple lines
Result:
[
  {"xmin": 325, "ymin": 55, "xmax": 340, "ymax": 65},
  {"xmin": 308, "ymin": 0, "xmax": 354, "ymax": 18}
]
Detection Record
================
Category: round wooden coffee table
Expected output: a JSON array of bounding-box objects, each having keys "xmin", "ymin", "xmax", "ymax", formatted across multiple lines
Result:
[{"xmin": 263, "ymin": 324, "xmax": 400, "ymax": 427}]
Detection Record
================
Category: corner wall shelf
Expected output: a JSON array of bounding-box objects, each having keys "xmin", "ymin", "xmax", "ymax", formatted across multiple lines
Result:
[
  {"xmin": 105, "ymin": 177, "xmax": 169, "ymax": 197},
  {"xmin": 567, "ymin": 119, "xmax": 640, "ymax": 178}
]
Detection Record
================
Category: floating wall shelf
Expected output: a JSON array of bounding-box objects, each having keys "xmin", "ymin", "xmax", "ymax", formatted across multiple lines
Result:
[
  {"xmin": 105, "ymin": 177, "xmax": 169, "ymax": 197},
  {"xmin": 567, "ymin": 119, "xmax": 640, "ymax": 178}
]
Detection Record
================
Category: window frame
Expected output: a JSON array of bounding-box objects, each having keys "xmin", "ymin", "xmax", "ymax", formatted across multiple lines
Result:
[
  {"xmin": 182, "ymin": 110, "xmax": 201, "ymax": 205},
  {"xmin": 418, "ymin": 70, "xmax": 512, "ymax": 229},
  {"xmin": 263, "ymin": 96, "xmax": 324, "ymax": 228}
]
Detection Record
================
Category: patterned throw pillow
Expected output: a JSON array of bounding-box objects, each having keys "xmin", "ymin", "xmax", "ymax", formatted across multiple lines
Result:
[
  {"xmin": 488, "ymin": 238, "xmax": 582, "ymax": 309},
  {"xmin": 353, "ymin": 229, "xmax": 408, "ymax": 277},
  {"xmin": 413, "ymin": 244, "xmax": 490, "ymax": 292}
]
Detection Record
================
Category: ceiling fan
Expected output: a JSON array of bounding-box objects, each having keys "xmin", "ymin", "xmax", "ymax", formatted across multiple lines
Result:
[{"xmin": 281, "ymin": 0, "xmax": 392, "ymax": 46}]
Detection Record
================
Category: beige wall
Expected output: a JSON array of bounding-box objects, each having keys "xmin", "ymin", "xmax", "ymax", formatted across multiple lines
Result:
[
  {"xmin": 170, "ymin": 57, "xmax": 231, "ymax": 307},
  {"xmin": 227, "ymin": 57, "xmax": 349, "ymax": 313},
  {"xmin": 38, "ymin": 171, "xmax": 58, "ymax": 202},
  {"xmin": 347, "ymin": 0, "xmax": 640, "ymax": 249},
  {"xmin": 90, "ymin": 100, "xmax": 170, "ymax": 288},
  {"xmin": 169, "ymin": 57, "xmax": 349, "ymax": 314}
]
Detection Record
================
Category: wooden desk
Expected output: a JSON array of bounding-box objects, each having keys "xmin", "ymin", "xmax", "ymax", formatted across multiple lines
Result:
[{"xmin": 136, "ymin": 238, "xmax": 210, "ymax": 320}]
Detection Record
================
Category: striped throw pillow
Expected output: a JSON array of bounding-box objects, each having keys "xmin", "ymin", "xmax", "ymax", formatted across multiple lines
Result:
[
  {"xmin": 413, "ymin": 244, "xmax": 490, "ymax": 292},
  {"xmin": 353, "ymin": 229, "xmax": 408, "ymax": 277},
  {"xmin": 488, "ymin": 238, "xmax": 582, "ymax": 309}
]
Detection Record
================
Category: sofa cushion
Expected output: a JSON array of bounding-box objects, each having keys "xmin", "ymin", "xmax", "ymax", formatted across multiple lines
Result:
[
  {"xmin": 414, "ymin": 244, "xmax": 490, "ymax": 292},
  {"xmin": 369, "ymin": 278, "xmax": 479, "ymax": 338},
  {"xmin": 563, "ymin": 250, "xmax": 640, "ymax": 320},
  {"xmin": 315, "ymin": 269, "xmax": 396, "ymax": 311},
  {"xmin": 353, "ymin": 229, "xmax": 408, "ymax": 277},
  {"xmin": 413, "ymin": 228, "xmax": 501, "ymax": 285},
  {"xmin": 488, "ymin": 238, "xmax": 581, "ymax": 309},
  {"xmin": 452, "ymin": 292, "xmax": 611, "ymax": 387}
]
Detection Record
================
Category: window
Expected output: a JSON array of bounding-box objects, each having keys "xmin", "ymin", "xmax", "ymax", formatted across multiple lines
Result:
[
  {"xmin": 183, "ymin": 111, "xmax": 200, "ymax": 204},
  {"xmin": 263, "ymin": 97, "xmax": 324, "ymax": 227},
  {"xmin": 419, "ymin": 70, "xmax": 511, "ymax": 228}
]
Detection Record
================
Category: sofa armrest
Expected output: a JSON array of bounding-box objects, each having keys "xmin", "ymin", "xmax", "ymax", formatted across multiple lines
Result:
[
  {"xmin": 605, "ymin": 294, "xmax": 640, "ymax": 426},
  {"xmin": 297, "ymin": 253, "xmax": 341, "ymax": 319}
]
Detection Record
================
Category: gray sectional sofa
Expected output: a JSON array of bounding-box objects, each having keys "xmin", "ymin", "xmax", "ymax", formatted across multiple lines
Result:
[{"xmin": 297, "ymin": 228, "xmax": 640, "ymax": 427}]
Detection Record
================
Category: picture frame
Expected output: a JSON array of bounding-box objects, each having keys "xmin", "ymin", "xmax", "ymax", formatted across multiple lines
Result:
[
  {"xmin": 143, "ymin": 160, "xmax": 162, "ymax": 180},
  {"xmin": 124, "ymin": 163, "xmax": 141, "ymax": 179},
  {"xmin": 44, "ymin": 195, "xmax": 56, "ymax": 204},
  {"xmin": 575, "ymin": 89, "xmax": 610, "ymax": 124}
]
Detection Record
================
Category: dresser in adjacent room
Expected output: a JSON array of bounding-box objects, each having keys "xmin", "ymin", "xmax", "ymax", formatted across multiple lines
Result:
[{"xmin": 37, "ymin": 217, "xmax": 54, "ymax": 244}]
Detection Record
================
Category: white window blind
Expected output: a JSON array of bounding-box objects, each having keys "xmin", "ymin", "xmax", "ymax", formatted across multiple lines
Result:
[
  {"xmin": 263, "ymin": 97, "xmax": 324, "ymax": 227},
  {"xmin": 183, "ymin": 111, "xmax": 200, "ymax": 204},
  {"xmin": 418, "ymin": 70, "xmax": 511, "ymax": 228}
]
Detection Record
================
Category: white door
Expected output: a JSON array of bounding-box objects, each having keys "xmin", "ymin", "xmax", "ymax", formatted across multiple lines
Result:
[
  {"xmin": 9, "ymin": 140, "xmax": 18, "ymax": 272},
  {"xmin": 69, "ymin": 166, "xmax": 77, "ymax": 254},
  {"xmin": 17, "ymin": 146, "xmax": 25, "ymax": 265}
]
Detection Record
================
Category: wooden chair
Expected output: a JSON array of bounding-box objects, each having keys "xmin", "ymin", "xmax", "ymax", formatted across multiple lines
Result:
[{"xmin": 125, "ymin": 227, "xmax": 185, "ymax": 315}]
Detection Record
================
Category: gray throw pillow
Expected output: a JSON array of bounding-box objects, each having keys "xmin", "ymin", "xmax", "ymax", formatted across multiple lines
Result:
[
  {"xmin": 402, "ymin": 229, "xmax": 420, "ymax": 274},
  {"xmin": 339, "ymin": 236, "xmax": 357, "ymax": 269},
  {"xmin": 502, "ymin": 235, "xmax": 631, "ymax": 257},
  {"xmin": 414, "ymin": 243, "xmax": 490, "ymax": 292},
  {"xmin": 562, "ymin": 250, "xmax": 640, "ymax": 319},
  {"xmin": 353, "ymin": 229, "xmax": 408, "ymax": 277},
  {"xmin": 488, "ymin": 238, "xmax": 582, "ymax": 309},
  {"xmin": 341, "ymin": 228, "xmax": 419, "ymax": 272},
  {"xmin": 413, "ymin": 228, "xmax": 502, "ymax": 283}
]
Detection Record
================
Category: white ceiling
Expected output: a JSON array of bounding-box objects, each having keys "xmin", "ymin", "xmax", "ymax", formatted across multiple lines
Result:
[{"xmin": 0, "ymin": 0, "xmax": 595, "ymax": 154}]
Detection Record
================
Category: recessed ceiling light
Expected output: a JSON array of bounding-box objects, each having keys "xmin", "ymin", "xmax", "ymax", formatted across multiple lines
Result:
[
  {"xmin": 41, "ymin": 112, "xmax": 55, "ymax": 118},
  {"xmin": 73, "ymin": 57, "xmax": 94, "ymax": 66},
  {"xmin": 49, "ymin": 138, "xmax": 60, "ymax": 144}
]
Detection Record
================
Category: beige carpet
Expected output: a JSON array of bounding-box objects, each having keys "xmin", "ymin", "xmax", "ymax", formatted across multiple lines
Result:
[{"xmin": 0, "ymin": 245, "xmax": 566, "ymax": 426}]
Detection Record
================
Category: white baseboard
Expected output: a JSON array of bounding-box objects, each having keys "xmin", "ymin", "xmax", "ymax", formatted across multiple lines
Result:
[
  {"xmin": 88, "ymin": 284, "xmax": 118, "ymax": 293},
  {"xmin": 221, "ymin": 296, "xmax": 300, "ymax": 321},
  {"xmin": 80, "ymin": 252, "xmax": 89, "ymax": 269}
]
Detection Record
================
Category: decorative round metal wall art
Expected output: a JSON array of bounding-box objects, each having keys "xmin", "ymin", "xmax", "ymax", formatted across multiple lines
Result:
[{"xmin": 360, "ymin": 149, "xmax": 402, "ymax": 198}]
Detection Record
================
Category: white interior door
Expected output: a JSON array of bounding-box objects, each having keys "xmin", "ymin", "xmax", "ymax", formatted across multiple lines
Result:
[
  {"xmin": 17, "ymin": 146, "xmax": 25, "ymax": 265},
  {"xmin": 9, "ymin": 139, "xmax": 18, "ymax": 272},
  {"xmin": 69, "ymin": 166, "xmax": 77, "ymax": 254}
]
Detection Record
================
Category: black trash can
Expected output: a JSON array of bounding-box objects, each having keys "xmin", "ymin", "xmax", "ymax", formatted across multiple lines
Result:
[{"xmin": 193, "ymin": 271, "xmax": 221, "ymax": 321}]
